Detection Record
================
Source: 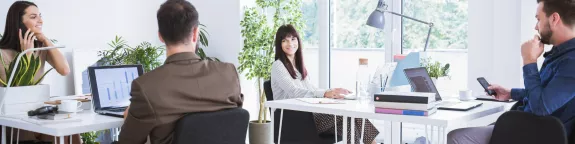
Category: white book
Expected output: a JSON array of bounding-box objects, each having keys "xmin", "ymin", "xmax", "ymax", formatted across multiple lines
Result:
[{"xmin": 374, "ymin": 101, "xmax": 436, "ymax": 111}]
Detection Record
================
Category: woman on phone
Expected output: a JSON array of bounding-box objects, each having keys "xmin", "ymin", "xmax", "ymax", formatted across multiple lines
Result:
[
  {"xmin": 271, "ymin": 24, "xmax": 380, "ymax": 144},
  {"xmin": 0, "ymin": 1, "xmax": 75, "ymax": 143}
]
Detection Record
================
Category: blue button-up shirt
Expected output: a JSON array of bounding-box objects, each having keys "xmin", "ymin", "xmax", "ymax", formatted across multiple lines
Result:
[{"xmin": 511, "ymin": 38, "xmax": 575, "ymax": 135}]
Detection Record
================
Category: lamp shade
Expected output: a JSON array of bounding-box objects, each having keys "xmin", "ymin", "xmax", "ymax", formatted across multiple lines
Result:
[{"xmin": 366, "ymin": 10, "xmax": 385, "ymax": 29}]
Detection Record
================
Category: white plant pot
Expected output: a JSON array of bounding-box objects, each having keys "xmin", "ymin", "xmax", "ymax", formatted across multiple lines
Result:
[{"xmin": 0, "ymin": 84, "xmax": 50, "ymax": 115}]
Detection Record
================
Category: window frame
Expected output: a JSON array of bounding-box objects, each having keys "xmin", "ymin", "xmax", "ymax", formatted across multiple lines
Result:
[{"xmin": 398, "ymin": 0, "xmax": 469, "ymax": 54}]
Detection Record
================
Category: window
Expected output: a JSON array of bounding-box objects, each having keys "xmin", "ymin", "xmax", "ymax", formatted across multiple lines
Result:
[
  {"xmin": 329, "ymin": 0, "xmax": 386, "ymax": 90},
  {"xmin": 402, "ymin": 0, "xmax": 468, "ymax": 52},
  {"xmin": 302, "ymin": 0, "xmax": 320, "ymax": 86},
  {"xmin": 401, "ymin": 0, "xmax": 469, "ymax": 95}
]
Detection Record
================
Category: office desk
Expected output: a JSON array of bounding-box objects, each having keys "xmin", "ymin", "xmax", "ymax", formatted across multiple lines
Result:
[
  {"xmin": 0, "ymin": 111, "xmax": 123, "ymax": 144},
  {"xmin": 266, "ymin": 99, "xmax": 507, "ymax": 144}
]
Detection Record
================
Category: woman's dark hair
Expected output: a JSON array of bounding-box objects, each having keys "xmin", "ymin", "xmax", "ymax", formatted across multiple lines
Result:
[
  {"xmin": 0, "ymin": 1, "xmax": 41, "ymax": 52},
  {"xmin": 274, "ymin": 24, "xmax": 307, "ymax": 80}
]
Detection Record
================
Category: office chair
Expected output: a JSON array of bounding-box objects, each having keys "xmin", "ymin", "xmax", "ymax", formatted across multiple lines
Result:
[
  {"xmin": 173, "ymin": 108, "xmax": 249, "ymax": 144},
  {"xmin": 264, "ymin": 80, "xmax": 338, "ymax": 144},
  {"xmin": 489, "ymin": 111, "xmax": 568, "ymax": 144}
]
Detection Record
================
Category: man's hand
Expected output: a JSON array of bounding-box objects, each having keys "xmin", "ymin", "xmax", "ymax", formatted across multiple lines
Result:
[
  {"xmin": 124, "ymin": 106, "xmax": 130, "ymax": 119},
  {"xmin": 487, "ymin": 84, "xmax": 512, "ymax": 101},
  {"xmin": 521, "ymin": 35, "xmax": 545, "ymax": 65}
]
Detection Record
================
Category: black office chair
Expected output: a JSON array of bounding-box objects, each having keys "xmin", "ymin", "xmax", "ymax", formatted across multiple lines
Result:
[
  {"xmin": 264, "ymin": 80, "xmax": 338, "ymax": 144},
  {"xmin": 173, "ymin": 108, "xmax": 249, "ymax": 144},
  {"xmin": 489, "ymin": 111, "xmax": 568, "ymax": 144}
]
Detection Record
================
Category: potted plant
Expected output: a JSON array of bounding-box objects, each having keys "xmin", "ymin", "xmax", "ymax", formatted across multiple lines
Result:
[
  {"xmin": 0, "ymin": 53, "xmax": 53, "ymax": 115},
  {"xmin": 197, "ymin": 24, "xmax": 219, "ymax": 61},
  {"xmin": 238, "ymin": 0, "xmax": 304, "ymax": 143},
  {"xmin": 80, "ymin": 131, "xmax": 101, "ymax": 144},
  {"xmin": 420, "ymin": 57, "xmax": 450, "ymax": 84},
  {"xmin": 125, "ymin": 42, "xmax": 164, "ymax": 72},
  {"xmin": 98, "ymin": 36, "xmax": 164, "ymax": 72}
]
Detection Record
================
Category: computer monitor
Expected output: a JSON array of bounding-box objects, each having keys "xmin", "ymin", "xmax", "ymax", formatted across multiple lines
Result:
[{"xmin": 88, "ymin": 65, "xmax": 143, "ymax": 109}]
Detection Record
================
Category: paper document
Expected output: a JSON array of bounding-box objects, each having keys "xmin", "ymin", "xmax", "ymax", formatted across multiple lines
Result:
[{"xmin": 297, "ymin": 98, "xmax": 345, "ymax": 104}]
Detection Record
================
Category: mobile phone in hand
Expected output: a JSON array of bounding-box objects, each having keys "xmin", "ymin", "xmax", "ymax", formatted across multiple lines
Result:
[
  {"xmin": 20, "ymin": 22, "xmax": 29, "ymax": 37},
  {"xmin": 477, "ymin": 77, "xmax": 496, "ymax": 96}
]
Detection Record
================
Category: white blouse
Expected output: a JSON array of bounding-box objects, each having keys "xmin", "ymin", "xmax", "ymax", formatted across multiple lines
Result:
[{"xmin": 271, "ymin": 60, "xmax": 326, "ymax": 100}]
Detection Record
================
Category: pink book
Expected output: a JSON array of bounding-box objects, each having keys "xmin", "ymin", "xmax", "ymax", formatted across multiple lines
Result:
[{"xmin": 375, "ymin": 107, "xmax": 437, "ymax": 116}]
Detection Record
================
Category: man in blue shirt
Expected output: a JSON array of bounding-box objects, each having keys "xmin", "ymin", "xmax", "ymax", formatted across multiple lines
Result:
[{"xmin": 448, "ymin": 0, "xmax": 575, "ymax": 143}]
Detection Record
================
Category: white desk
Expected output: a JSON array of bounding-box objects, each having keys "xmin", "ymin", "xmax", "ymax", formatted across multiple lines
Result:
[
  {"xmin": 266, "ymin": 99, "xmax": 507, "ymax": 144},
  {"xmin": 0, "ymin": 111, "xmax": 123, "ymax": 144}
]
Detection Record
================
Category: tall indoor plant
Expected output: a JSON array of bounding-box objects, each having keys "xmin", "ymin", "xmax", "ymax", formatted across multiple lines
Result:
[{"xmin": 238, "ymin": 0, "xmax": 305, "ymax": 143}]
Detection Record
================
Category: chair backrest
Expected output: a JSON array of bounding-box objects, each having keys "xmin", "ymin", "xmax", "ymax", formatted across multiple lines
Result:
[
  {"xmin": 173, "ymin": 108, "xmax": 249, "ymax": 144},
  {"xmin": 264, "ymin": 80, "xmax": 273, "ymax": 101},
  {"xmin": 490, "ymin": 111, "xmax": 567, "ymax": 144},
  {"xmin": 571, "ymin": 125, "xmax": 575, "ymax": 144}
]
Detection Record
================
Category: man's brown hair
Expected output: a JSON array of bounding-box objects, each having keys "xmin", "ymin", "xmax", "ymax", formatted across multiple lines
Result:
[{"xmin": 537, "ymin": 0, "xmax": 575, "ymax": 26}]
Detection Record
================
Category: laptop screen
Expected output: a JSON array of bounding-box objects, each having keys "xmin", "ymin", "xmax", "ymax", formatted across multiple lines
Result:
[
  {"xmin": 88, "ymin": 65, "xmax": 144, "ymax": 109},
  {"xmin": 403, "ymin": 67, "xmax": 442, "ymax": 101}
]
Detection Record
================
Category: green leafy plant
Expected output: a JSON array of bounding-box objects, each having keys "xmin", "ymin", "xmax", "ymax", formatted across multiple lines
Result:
[
  {"xmin": 238, "ymin": 0, "xmax": 305, "ymax": 124},
  {"xmin": 80, "ymin": 131, "xmax": 100, "ymax": 144},
  {"xmin": 197, "ymin": 24, "xmax": 219, "ymax": 61},
  {"xmin": 0, "ymin": 53, "xmax": 52, "ymax": 87},
  {"xmin": 98, "ymin": 36, "xmax": 164, "ymax": 72},
  {"xmin": 420, "ymin": 57, "xmax": 450, "ymax": 79},
  {"xmin": 98, "ymin": 36, "xmax": 129, "ymax": 66},
  {"xmin": 125, "ymin": 42, "xmax": 164, "ymax": 72}
]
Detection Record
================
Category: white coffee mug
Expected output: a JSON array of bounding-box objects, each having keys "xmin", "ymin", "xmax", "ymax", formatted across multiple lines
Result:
[
  {"xmin": 459, "ymin": 90, "xmax": 474, "ymax": 101},
  {"xmin": 59, "ymin": 100, "xmax": 83, "ymax": 112}
]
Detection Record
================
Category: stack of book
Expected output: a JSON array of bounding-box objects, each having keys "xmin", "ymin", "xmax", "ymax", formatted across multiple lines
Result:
[{"xmin": 373, "ymin": 91, "xmax": 437, "ymax": 116}]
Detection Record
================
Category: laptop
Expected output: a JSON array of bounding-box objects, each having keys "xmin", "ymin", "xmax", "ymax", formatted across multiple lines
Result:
[
  {"xmin": 88, "ymin": 65, "xmax": 144, "ymax": 118},
  {"xmin": 403, "ymin": 67, "xmax": 483, "ymax": 111}
]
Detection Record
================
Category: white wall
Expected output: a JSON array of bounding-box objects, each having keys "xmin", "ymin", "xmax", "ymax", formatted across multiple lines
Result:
[
  {"xmin": 468, "ymin": 0, "xmax": 538, "ymax": 95},
  {"xmin": 194, "ymin": 0, "xmax": 260, "ymax": 121}
]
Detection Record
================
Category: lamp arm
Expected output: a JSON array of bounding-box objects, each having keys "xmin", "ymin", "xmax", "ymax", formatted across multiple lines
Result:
[
  {"xmin": 0, "ymin": 46, "xmax": 65, "ymax": 115},
  {"xmin": 383, "ymin": 11, "xmax": 434, "ymax": 51},
  {"xmin": 384, "ymin": 11, "xmax": 432, "ymax": 26},
  {"xmin": 424, "ymin": 26, "xmax": 433, "ymax": 52}
]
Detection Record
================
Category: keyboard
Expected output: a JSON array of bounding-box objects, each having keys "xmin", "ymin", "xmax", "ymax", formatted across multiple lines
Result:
[{"xmin": 105, "ymin": 108, "xmax": 127, "ymax": 112}]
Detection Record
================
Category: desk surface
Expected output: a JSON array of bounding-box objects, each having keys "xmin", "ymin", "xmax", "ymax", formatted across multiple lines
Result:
[
  {"xmin": 0, "ymin": 111, "xmax": 123, "ymax": 136},
  {"xmin": 266, "ymin": 99, "xmax": 506, "ymax": 127}
]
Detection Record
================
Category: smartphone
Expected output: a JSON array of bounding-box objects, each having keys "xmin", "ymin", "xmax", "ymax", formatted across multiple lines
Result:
[
  {"xmin": 20, "ymin": 22, "xmax": 29, "ymax": 38},
  {"xmin": 477, "ymin": 77, "xmax": 496, "ymax": 96}
]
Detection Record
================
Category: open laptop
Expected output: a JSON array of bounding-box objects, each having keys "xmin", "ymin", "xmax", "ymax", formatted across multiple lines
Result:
[
  {"xmin": 88, "ymin": 65, "xmax": 144, "ymax": 118},
  {"xmin": 404, "ymin": 67, "xmax": 483, "ymax": 111}
]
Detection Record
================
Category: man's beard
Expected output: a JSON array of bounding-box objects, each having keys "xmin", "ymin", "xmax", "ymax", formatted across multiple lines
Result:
[{"xmin": 540, "ymin": 24, "xmax": 553, "ymax": 45}]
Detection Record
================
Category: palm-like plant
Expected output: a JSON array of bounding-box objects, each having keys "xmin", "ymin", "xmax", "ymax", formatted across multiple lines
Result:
[
  {"xmin": 125, "ymin": 42, "xmax": 164, "ymax": 72},
  {"xmin": 197, "ymin": 24, "xmax": 219, "ymax": 61}
]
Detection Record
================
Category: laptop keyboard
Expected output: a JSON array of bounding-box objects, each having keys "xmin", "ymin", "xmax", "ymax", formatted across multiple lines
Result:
[{"xmin": 106, "ymin": 108, "xmax": 127, "ymax": 112}]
